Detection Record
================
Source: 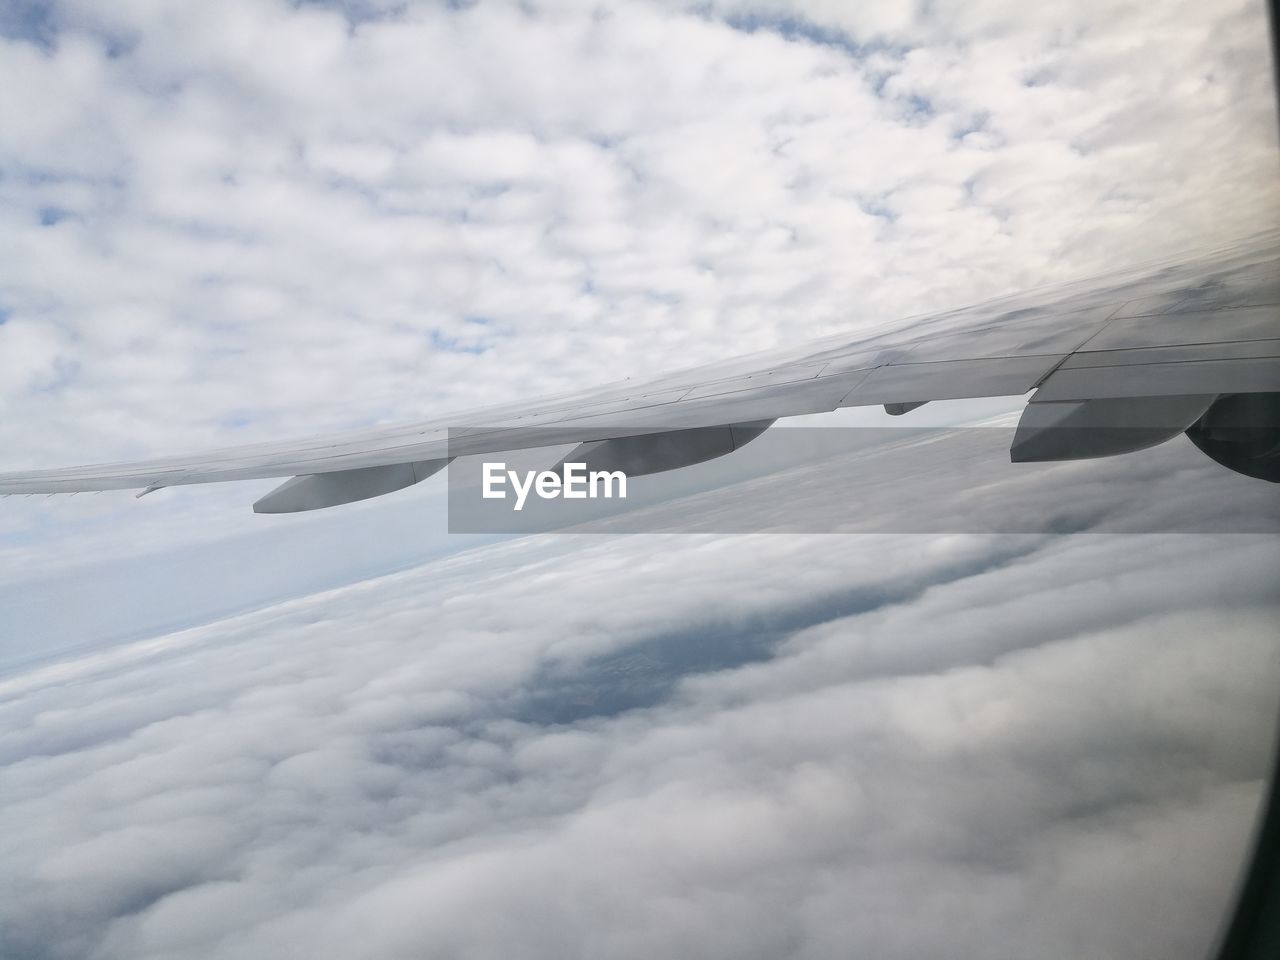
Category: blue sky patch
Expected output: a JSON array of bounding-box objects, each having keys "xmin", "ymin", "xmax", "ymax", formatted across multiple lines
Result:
[
  {"xmin": 721, "ymin": 10, "xmax": 910, "ymax": 61},
  {"xmin": 901, "ymin": 94, "xmax": 935, "ymax": 122},
  {"xmin": 430, "ymin": 330, "xmax": 488, "ymax": 355},
  {"xmin": 38, "ymin": 206, "xmax": 70, "ymax": 227},
  {"xmin": 0, "ymin": 0, "xmax": 57, "ymax": 49},
  {"xmin": 951, "ymin": 111, "xmax": 990, "ymax": 142},
  {"xmin": 858, "ymin": 197, "xmax": 898, "ymax": 223}
]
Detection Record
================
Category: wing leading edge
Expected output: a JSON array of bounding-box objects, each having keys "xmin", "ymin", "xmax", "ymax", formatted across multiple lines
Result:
[{"xmin": 2, "ymin": 233, "xmax": 1277, "ymax": 510}]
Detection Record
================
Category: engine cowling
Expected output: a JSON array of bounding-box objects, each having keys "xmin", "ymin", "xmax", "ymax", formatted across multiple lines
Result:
[
  {"xmin": 553, "ymin": 420, "xmax": 775, "ymax": 479},
  {"xmin": 1185, "ymin": 393, "xmax": 1280, "ymax": 483}
]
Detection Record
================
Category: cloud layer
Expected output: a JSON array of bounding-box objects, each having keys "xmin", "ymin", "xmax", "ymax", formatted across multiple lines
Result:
[{"xmin": 3, "ymin": 524, "xmax": 1278, "ymax": 959}]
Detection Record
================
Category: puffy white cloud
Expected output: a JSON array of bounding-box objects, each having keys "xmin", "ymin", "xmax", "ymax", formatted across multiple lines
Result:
[{"xmin": 1, "ymin": 523, "xmax": 1277, "ymax": 959}]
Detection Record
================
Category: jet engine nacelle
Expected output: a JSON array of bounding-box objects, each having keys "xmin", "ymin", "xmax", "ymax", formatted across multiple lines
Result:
[
  {"xmin": 1185, "ymin": 393, "xmax": 1280, "ymax": 483},
  {"xmin": 554, "ymin": 420, "xmax": 776, "ymax": 478}
]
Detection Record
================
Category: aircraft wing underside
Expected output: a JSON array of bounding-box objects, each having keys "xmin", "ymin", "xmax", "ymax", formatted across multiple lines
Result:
[{"xmin": 2, "ymin": 232, "xmax": 1278, "ymax": 512}]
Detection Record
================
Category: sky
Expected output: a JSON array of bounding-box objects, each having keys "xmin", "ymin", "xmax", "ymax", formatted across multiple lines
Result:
[{"xmin": 1, "ymin": 0, "xmax": 1279, "ymax": 958}]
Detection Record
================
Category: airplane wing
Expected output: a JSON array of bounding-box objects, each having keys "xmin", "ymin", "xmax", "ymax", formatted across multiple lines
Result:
[{"xmin": 2, "ymin": 232, "xmax": 1277, "ymax": 513}]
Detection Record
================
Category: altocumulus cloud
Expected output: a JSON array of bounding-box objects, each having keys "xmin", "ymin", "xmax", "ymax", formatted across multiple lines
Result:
[{"xmin": 2, "ymin": 525, "xmax": 1278, "ymax": 960}]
